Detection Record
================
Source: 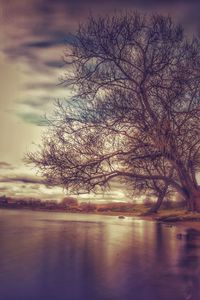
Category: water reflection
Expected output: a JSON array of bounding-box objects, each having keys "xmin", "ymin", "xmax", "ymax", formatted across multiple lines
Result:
[
  {"xmin": 177, "ymin": 228, "xmax": 200, "ymax": 300},
  {"xmin": 0, "ymin": 210, "xmax": 200, "ymax": 300}
]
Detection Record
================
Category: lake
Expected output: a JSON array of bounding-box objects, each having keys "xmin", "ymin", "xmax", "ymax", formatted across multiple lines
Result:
[{"xmin": 0, "ymin": 209, "xmax": 200, "ymax": 300}]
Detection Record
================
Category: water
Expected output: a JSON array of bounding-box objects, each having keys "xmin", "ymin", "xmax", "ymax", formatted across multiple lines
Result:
[{"xmin": 0, "ymin": 209, "xmax": 200, "ymax": 300}]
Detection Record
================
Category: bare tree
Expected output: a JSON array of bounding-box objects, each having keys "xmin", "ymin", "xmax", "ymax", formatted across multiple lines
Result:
[
  {"xmin": 129, "ymin": 159, "xmax": 175, "ymax": 213},
  {"xmin": 27, "ymin": 12, "xmax": 200, "ymax": 211}
]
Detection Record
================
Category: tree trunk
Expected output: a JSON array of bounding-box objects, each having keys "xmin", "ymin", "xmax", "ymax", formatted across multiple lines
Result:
[
  {"xmin": 175, "ymin": 164, "xmax": 200, "ymax": 212},
  {"xmin": 148, "ymin": 193, "xmax": 164, "ymax": 214},
  {"xmin": 187, "ymin": 196, "xmax": 194, "ymax": 211},
  {"xmin": 184, "ymin": 189, "xmax": 200, "ymax": 212},
  {"xmin": 192, "ymin": 193, "xmax": 200, "ymax": 212}
]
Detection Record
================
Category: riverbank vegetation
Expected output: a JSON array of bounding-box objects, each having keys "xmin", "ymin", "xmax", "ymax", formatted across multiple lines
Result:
[{"xmin": 2, "ymin": 195, "xmax": 200, "ymax": 223}]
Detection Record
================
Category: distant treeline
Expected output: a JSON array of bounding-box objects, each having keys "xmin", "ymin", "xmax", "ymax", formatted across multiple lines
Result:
[
  {"xmin": 0, "ymin": 195, "xmax": 139, "ymax": 213},
  {"xmin": 0, "ymin": 195, "xmax": 185, "ymax": 213}
]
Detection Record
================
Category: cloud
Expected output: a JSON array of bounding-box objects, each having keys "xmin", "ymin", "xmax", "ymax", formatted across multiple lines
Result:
[
  {"xmin": 16, "ymin": 112, "xmax": 49, "ymax": 126},
  {"xmin": 0, "ymin": 169, "xmax": 65, "ymax": 200},
  {"xmin": 2, "ymin": 0, "xmax": 200, "ymax": 100},
  {"xmin": 0, "ymin": 161, "xmax": 15, "ymax": 170},
  {"xmin": 0, "ymin": 174, "xmax": 46, "ymax": 185},
  {"xmin": 25, "ymin": 82, "xmax": 59, "ymax": 91},
  {"xmin": 0, "ymin": 186, "xmax": 10, "ymax": 192},
  {"xmin": 2, "ymin": 1, "xmax": 199, "ymax": 77},
  {"xmin": 16, "ymin": 96, "xmax": 52, "ymax": 109},
  {"xmin": 44, "ymin": 60, "xmax": 64, "ymax": 69},
  {"xmin": 24, "ymin": 40, "xmax": 62, "ymax": 49},
  {"xmin": 23, "ymin": 34, "xmax": 75, "ymax": 50}
]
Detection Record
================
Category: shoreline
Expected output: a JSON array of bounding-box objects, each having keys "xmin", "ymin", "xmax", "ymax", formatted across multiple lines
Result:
[{"xmin": 1, "ymin": 206, "xmax": 200, "ymax": 229}]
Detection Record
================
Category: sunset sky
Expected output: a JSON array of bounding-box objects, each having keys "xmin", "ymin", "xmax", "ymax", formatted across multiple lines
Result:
[{"xmin": 0, "ymin": 0, "xmax": 199, "ymax": 201}]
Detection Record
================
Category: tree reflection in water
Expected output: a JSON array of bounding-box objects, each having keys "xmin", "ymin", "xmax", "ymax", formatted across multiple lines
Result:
[
  {"xmin": 177, "ymin": 228, "xmax": 200, "ymax": 300},
  {"xmin": 0, "ymin": 210, "xmax": 200, "ymax": 300}
]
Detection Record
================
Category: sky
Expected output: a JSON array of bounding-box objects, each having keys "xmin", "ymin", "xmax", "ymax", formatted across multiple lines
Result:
[{"xmin": 0, "ymin": 0, "xmax": 199, "ymax": 202}]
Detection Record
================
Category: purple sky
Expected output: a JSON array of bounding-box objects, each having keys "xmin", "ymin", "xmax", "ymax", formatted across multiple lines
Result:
[{"xmin": 0, "ymin": 0, "xmax": 199, "ymax": 201}]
